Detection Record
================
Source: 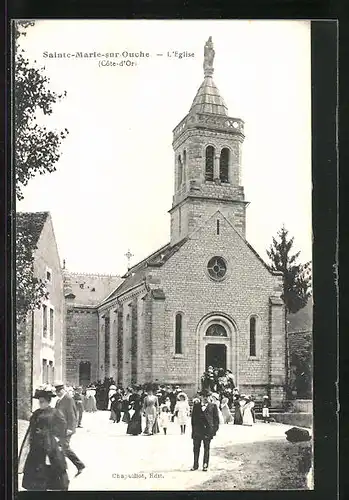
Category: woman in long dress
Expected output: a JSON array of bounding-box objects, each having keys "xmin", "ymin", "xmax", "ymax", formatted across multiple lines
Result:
[
  {"xmin": 126, "ymin": 388, "xmax": 143, "ymax": 435},
  {"xmin": 242, "ymin": 396, "xmax": 254, "ymax": 426},
  {"xmin": 221, "ymin": 393, "xmax": 233, "ymax": 424},
  {"xmin": 121, "ymin": 388, "xmax": 133, "ymax": 424},
  {"xmin": 85, "ymin": 386, "xmax": 97, "ymax": 412},
  {"xmin": 142, "ymin": 387, "xmax": 159, "ymax": 435},
  {"xmin": 108, "ymin": 385, "xmax": 117, "ymax": 411},
  {"xmin": 210, "ymin": 392, "xmax": 224, "ymax": 424},
  {"xmin": 233, "ymin": 392, "xmax": 243, "ymax": 425},
  {"xmin": 174, "ymin": 392, "xmax": 190, "ymax": 435},
  {"xmin": 108, "ymin": 385, "xmax": 117, "ymax": 421},
  {"xmin": 19, "ymin": 385, "xmax": 69, "ymax": 491}
]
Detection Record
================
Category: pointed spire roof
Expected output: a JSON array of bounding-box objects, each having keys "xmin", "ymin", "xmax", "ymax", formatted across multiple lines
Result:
[{"xmin": 188, "ymin": 37, "xmax": 228, "ymax": 116}]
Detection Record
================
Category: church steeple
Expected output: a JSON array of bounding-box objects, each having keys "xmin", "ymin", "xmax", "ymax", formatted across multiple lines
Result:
[
  {"xmin": 188, "ymin": 37, "xmax": 228, "ymax": 116},
  {"xmin": 169, "ymin": 37, "xmax": 248, "ymax": 245}
]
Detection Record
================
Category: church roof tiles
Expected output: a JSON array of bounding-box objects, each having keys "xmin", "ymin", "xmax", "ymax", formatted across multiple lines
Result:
[{"xmin": 100, "ymin": 237, "xmax": 189, "ymax": 305}]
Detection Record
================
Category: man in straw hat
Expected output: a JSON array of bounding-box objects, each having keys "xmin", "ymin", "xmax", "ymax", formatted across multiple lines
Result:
[
  {"xmin": 54, "ymin": 381, "xmax": 85, "ymax": 476},
  {"xmin": 190, "ymin": 389, "xmax": 219, "ymax": 472}
]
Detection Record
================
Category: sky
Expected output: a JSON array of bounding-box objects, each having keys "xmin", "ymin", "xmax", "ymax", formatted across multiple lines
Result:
[{"xmin": 16, "ymin": 20, "xmax": 312, "ymax": 276}]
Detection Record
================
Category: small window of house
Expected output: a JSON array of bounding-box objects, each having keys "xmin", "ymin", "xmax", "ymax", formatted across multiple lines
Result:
[
  {"xmin": 42, "ymin": 305, "xmax": 48, "ymax": 337},
  {"xmin": 49, "ymin": 308, "xmax": 54, "ymax": 340}
]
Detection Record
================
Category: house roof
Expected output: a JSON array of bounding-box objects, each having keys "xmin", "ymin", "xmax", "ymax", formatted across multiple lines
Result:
[
  {"xmin": 16, "ymin": 211, "xmax": 50, "ymax": 250},
  {"xmin": 288, "ymin": 298, "xmax": 313, "ymax": 333},
  {"xmin": 64, "ymin": 271, "xmax": 123, "ymax": 306}
]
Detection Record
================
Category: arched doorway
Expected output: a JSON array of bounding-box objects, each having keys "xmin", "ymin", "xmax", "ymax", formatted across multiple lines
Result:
[
  {"xmin": 79, "ymin": 361, "xmax": 91, "ymax": 387},
  {"xmin": 205, "ymin": 344, "xmax": 227, "ymax": 370},
  {"xmin": 196, "ymin": 313, "xmax": 238, "ymax": 389}
]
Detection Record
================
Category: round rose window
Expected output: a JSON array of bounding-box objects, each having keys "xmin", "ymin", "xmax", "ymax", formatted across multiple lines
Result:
[{"xmin": 207, "ymin": 256, "xmax": 227, "ymax": 281}]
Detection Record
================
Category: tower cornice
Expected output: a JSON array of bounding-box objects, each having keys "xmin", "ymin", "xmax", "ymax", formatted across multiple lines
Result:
[
  {"xmin": 169, "ymin": 194, "xmax": 250, "ymax": 214},
  {"xmin": 172, "ymin": 113, "xmax": 244, "ymax": 146}
]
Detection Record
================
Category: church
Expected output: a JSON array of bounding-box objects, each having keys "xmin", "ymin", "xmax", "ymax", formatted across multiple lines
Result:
[{"xmin": 64, "ymin": 37, "xmax": 286, "ymax": 404}]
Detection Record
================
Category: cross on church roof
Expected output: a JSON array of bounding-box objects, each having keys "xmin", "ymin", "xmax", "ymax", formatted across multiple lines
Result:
[{"xmin": 125, "ymin": 249, "xmax": 134, "ymax": 270}]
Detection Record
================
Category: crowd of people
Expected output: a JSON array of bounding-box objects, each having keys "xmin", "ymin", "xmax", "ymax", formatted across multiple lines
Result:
[
  {"xmin": 18, "ymin": 374, "xmax": 272, "ymax": 491},
  {"xmin": 200, "ymin": 366, "xmax": 271, "ymax": 425}
]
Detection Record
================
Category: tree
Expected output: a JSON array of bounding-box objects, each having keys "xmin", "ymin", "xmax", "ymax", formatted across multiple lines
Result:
[
  {"xmin": 15, "ymin": 21, "xmax": 68, "ymax": 328},
  {"xmin": 289, "ymin": 332, "xmax": 312, "ymax": 399},
  {"xmin": 267, "ymin": 225, "xmax": 312, "ymax": 398},
  {"xmin": 267, "ymin": 225, "xmax": 311, "ymax": 314},
  {"xmin": 14, "ymin": 21, "xmax": 68, "ymax": 201}
]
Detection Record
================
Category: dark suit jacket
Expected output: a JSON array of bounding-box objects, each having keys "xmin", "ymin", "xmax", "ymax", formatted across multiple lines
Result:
[
  {"xmin": 55, "ymin": 393, "xmax": 77, "ymax": 434},
  {"xmin": 191, "ymin": 401, "xmax": 219, "ymax": 440}
]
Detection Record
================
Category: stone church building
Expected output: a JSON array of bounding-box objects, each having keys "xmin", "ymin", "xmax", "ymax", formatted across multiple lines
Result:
[{"xmin": 64, "ymin": 38, "xmax": 286, "ymax": 403}]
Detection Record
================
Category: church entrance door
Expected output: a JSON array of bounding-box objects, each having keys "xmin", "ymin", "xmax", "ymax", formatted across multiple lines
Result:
[
  {"xmin": 79, "ymin": 361, "xmax": 91, "ymax": 387},
  {"xmin": 205, "ymin": 344, "xmax": 227, "ymax": 371}
]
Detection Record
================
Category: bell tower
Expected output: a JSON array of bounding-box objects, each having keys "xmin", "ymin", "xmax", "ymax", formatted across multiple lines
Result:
[{"xmin": 170, "ymin": 37, "xmax": 248, "ymax": 245}]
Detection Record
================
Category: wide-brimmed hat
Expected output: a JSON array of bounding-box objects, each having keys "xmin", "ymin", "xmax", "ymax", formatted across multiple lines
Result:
[
  {"xmin": 109, "ymin": 385, "xmax": 116, "ymax": 390},
  {"xmin": 263, "ymin": 395, "xmax": 269, "ymax": 399},
  {"xmin": 33, "ymin": 384, "xmax": 56, "ymax": 399},
  {"xmin": 177, "ymin": 391, "xmax": 187, "ymax": 400},
  {"xmin": 89, "ymin": 385, "xmax": 96, "ymax": 390}
]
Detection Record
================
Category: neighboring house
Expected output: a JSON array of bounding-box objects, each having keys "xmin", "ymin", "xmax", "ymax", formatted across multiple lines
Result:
[
  {"xmin": 63, "ymin": 271, "xmax": 122, "ymax": 386},
  {"xmin": 17, "ymin": 212, "xmax": 65, "ymax": 419},
  {"xmin": 288, "ymin": 298, "xmax": 313, "ymax": 398},
  {"xmin": 63, "ymin": 38, "xmax": 287, "ymax": 405}
]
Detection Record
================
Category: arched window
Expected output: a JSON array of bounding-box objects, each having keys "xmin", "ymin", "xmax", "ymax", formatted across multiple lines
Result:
[
  {"xmin": 104, "ymin": 316, "xmax": 110, "ymax": 376},
  {"xmin": 205, "ymin": 146, "xmax": 214, "ymax": 181},
  {"xmin": 183, "ymin": 150, "xmax": 187, "ymax": 183},
  {"xmin": 175, "ymin": 313, "xmax": 183, "ymax": 354},
  {"xmin": 220, "ymin": 148, "xmax": 229, "ymax": 183},
  {"xmin": 178, "ymin": 155, "xmax": 183, "ymax": 187},
  {"xmin": 206, "ymin": 324, "xmax": 227, "ymax": 337},
  {"xmin": 249, "ymin": 317, "xmax": 257, "ymax": 357}
]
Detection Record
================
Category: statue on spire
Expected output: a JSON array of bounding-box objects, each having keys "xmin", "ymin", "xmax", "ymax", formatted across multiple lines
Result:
[{"xmin": 203, "ymin": 36, "xmax": 215, "ymax": 76}]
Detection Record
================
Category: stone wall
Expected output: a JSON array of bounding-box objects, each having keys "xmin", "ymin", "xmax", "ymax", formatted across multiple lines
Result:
[
  {"xmin": 171, "ymin": 127, "xmax": 246, "ymax": 245},
  {"xmin": 65, "ymin": 306, "xmax": 98, "ymax": 385}
]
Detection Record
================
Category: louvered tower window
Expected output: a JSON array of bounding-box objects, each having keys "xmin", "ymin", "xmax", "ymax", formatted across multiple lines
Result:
[
  {"xmin": 205, "ymin": 146, "xmax": 214, "ymax": 181},
  {"xmin": 220, "ymin": 148, "xmax": 229, "ymax": 183}
]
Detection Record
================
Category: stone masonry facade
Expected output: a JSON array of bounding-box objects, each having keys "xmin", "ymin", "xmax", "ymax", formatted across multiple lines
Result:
[
  {"xmin": 62, "ymin": 38, "xmax": 287, "ymax": 405},
  {"xmin": 17, "ymin": 213, "xmax": 65, "ymax": 419}
]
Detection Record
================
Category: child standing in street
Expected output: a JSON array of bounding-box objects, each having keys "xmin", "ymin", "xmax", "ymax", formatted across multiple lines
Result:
[
  {"xmin": 159, "ymin": 405, "xmax": 171, "ymax": 435},
  {"xmin": 262, "ymin": 395, "xmax": 271, "ymax": 423}
]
